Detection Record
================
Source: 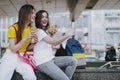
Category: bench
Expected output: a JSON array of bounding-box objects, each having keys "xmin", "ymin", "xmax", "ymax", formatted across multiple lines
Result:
[
  {"xmin": 11, "ymin": 66, "xmax": 86, "ymax": 80},
  {"xmin": 11, "ymin": 68, "xmax": 120, "ymax": 80},
  {"xmin": 11, "ymin": 70, "xmax": 52, "ymax": 80},
  {"xmin": 11, "ymin": 62, "xmax": 120, "ymax": 80},
  {"xmin": 73, "ymin": 68, "xmax": 120, "ymax": 80}
]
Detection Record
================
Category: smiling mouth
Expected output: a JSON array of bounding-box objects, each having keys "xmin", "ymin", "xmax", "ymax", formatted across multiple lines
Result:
[{"xmin": 42, "ymin": 21, "xmax": 47, "ymax": 24}]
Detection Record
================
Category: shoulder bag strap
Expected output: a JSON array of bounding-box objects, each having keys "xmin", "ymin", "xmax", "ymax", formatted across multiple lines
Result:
[{"xmin": 13, "ymin": 26, "xmax": 25, "ymax": 57}]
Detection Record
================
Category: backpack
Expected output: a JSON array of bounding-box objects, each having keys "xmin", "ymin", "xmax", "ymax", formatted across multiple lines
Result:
[
  {"xmin": 105, "ymin": 47, "xmax": 116, "ymax": 61},
  {"xmin": 65, "ymin": 38, "xmax": 85, "ymax": 58},
  {"xmin": 55, "ymin": 44, "xmax": 67, "ymax": 56}
]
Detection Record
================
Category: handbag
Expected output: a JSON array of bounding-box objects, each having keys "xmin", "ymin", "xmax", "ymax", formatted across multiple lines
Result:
[
  {"xmin": 17, "ymin": 51, "xmax": 37, "ymax": 70},
  {"xmin": 13, "ymin": 26, "xmax": 37, "ymax": 70}
]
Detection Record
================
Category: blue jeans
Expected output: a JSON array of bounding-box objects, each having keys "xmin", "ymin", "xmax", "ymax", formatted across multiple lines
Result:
[{"xmin": 37, "ymin": 56, "xmax": 77, "ymax": 80}]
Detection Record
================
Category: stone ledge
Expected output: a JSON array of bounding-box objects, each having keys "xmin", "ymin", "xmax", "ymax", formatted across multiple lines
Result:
[
  {"xmin": 11, "ymin": 68, "xmax": 120, "ymax": 80},
  {"xmin": 72, "ymin": 68, "xmax": 120, "ymax": 80},
  {"xmin": 11, "ymin": 70, "xmax": 52, "ymax": 80}
]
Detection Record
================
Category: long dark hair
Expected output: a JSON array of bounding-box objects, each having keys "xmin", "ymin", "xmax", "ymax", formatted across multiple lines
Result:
[
  {"xmin": 18, "ymin": 4, "xmax": 35, "ymax": 42},
  {"xmin": 35, "ymin": 10, "xmax": 49, "ymax": 31}
]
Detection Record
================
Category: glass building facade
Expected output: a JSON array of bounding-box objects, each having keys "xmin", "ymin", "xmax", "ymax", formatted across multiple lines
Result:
[{"xmin": 1, "ymin": 10, "xmax": 120, "ymax": 59}]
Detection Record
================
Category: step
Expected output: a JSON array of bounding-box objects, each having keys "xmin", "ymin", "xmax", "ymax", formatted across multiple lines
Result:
[{"xmin": 12, "ymin": 68, "xmax": 120, "ymax": 80}]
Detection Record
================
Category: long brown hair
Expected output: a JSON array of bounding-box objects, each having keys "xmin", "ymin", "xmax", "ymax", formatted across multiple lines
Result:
[
  {"xmin": 35, "ymin": 10, "xmax": 49, "ymax": 31},
  {"xmin": 18, "ymin": 4, "xmax": 35, "ymax": 42}
]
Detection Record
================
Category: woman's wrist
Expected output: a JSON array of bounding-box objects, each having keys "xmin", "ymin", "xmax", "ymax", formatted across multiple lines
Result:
[{"xmin": 20, "ymin": 37, "xmax": 27, "ymax": 44}]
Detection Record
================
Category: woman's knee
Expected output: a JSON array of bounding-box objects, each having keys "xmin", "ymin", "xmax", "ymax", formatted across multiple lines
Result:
[{"xmin": 68, "ymin": 57, "xmax": 78, "ymax": 66}]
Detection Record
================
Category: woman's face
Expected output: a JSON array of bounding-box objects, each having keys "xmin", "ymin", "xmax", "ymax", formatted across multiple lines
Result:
[
  {"xmin": 40, "ymin": 12, "xmax": 48, "ymax": 27},
  {"xmin": 28, "ymin": 9, "xmax": 35, "ymax": 23}
]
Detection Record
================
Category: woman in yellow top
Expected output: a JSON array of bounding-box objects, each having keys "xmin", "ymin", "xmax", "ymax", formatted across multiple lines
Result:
[{"xmin": 0, "ymin": 4, "xmax": 37, "ymax": 80}]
